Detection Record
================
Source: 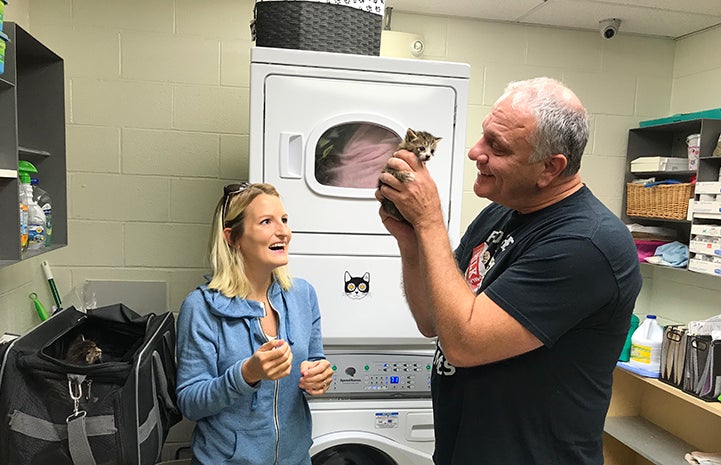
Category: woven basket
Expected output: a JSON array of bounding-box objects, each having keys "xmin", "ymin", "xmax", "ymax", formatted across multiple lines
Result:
[
  {"xmin": 253, "ymin": 1, "xmax": 382, "ymax": 56},
  {"xmin": 626, "ymin": 182, "xmax": 695, "ymax": 220}
]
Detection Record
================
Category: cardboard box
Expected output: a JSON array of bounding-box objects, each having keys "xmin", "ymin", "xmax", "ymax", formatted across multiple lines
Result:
[
  {"xmin": 695, "ymin": 182, "xmax": 721, "ymax": 194},
  {"xmin": 630, "ymin": 156, "xmax": 690, "ymax": 173}
]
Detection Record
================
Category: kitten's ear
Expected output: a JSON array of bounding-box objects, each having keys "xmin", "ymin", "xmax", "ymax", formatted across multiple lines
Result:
[
  {"xmin": 405, "ymin": 128, "xmax": 417, "ymax": 140},
  {"xmin": 362, "ymin": 272, "xmax": 370, "ymax": 282},
  {"xmin": 344, "ymin": 271, "xmax": 351, "ymax": 282},
  {"xmin": 435, "ymin": 137, "xmax": 443, "ymax": 143}
]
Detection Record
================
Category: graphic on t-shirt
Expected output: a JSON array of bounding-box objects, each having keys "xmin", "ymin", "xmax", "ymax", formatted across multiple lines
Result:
[
  {"xmin": 465, "ymin": 242, "xmax": 489, "ymax": 293},
  {"xmin": 465, "ymin": 229, "xmax": 505, "ymax": 293},
  {"xmin": 433, "ymin": 345, "xmax": 456, "ymax": 377}
]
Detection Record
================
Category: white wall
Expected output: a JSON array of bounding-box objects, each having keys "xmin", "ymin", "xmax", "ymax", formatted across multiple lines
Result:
[{"xmin": 0, "ymin": 0, "xmax": 715, "ymax": 335}]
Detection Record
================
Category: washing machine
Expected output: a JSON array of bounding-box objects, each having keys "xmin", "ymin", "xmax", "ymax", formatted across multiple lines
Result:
[
  {"xmin": 309, "ymin": 398, "xmax": 434, "ymax": 465},
  {"xmin": 160, "ymin": 349, "xmax": 436, "ymax": 465},
  {"xmin": 309, "ymin": 349, "xmax": 435, "ymax": 465}
]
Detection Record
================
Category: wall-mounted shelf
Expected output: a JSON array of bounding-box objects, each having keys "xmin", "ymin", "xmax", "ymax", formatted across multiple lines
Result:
[
  {"xmin": 604, "ymin": 367, "xmax": 721, "ymax": 465},
  {"xmin": 623, "ymin": 118, "xmax": 721, "ymax": 274},
  {"xmin": 0, "ymin": 22, "xmax": 66, "ymax": 267},
  {"xmin": 605, "ymin": 416, "xmax": 694, "ymax": 465}
]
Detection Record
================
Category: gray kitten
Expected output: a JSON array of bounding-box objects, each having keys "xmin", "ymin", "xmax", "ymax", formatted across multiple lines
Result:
[
  {"xmin": 379, "ymin": 128, "xmax": 442, "ymax": 222},
  {"xmin": 66, "ymin": 334, "xmax": 103, "ymax": 365}
]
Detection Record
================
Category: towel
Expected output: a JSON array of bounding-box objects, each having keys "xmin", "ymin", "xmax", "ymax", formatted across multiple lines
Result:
[
  {"xmin": 685, "ymin": 451, "xmax": 721, "ymax": 465},
  {"xmin": 644, "ymin": 241, "xmax": 689, "ymax": 267}
]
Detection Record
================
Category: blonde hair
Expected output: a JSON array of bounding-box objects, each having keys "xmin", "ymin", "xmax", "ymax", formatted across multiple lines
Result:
[{"xmin": 207, "ymin": 183, "xmax": 292, "ymax": 297}]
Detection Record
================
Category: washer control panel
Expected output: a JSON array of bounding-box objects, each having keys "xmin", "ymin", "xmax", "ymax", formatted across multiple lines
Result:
[{"xmin": 323, "ymin": 352, "xmax": 433, "ymax": 397}]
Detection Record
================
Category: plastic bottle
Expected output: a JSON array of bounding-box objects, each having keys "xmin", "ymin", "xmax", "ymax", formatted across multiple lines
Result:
[
  {"xmin": 618, "ymin": 313, "xmax": 640, "ymax": 362},
  {"xmin": 18, "ymin": 161, "xmax": 47, "ymax": 251},
  {"xmin": 629, "ymin": 314, "xmax": 664, "ymax": 373},
  {"xmin": 17, "ymin": 161, "xmax": 38, "ymax": 252},
  {"xmin": 31, "ymin": 177, "xmax": 53, "ymax": 247}
]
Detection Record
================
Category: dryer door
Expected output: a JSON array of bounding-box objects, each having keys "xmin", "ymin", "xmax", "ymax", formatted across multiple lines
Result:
[
  {"xmin": 312, "ymin": 444, "xmax": 398, "ymax": 465},
  {"xmin": 262, "ymin": 74, "xmax": 458, "ymax": 236},
  {"xmin": 310, "ymin": 432, "xmax": 433, "ymax": 465}
]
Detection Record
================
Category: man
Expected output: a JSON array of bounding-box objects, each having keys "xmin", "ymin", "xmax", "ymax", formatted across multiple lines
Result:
[{"xmin": 376, "ymin": 77, "xmax": 642, "ymax": 464}]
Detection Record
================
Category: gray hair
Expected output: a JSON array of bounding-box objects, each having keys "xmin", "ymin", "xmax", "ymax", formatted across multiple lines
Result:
[{"xmin": 504, "ymin": 77, "xmax": 589, "ymax": 176}]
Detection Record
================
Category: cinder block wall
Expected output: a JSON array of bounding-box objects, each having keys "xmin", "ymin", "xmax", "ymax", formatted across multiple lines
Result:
[{"xmin": 0, "ymin": 0, "xmax": 718, "ymax": 335}]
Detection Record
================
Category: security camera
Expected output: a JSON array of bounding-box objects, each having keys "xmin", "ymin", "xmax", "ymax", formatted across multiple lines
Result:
[{"xmin": 599, "ymin": 18, "xmax": 621, "ymax": 40}]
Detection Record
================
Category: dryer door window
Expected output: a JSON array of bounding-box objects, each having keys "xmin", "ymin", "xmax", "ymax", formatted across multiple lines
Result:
[
  {"xmin": 315, "ymin": 123, "xmax": 401, "ymax": 189},
  {"xmin": 262, "ymin": 74, "xmax": 457, "ymax": 236},
  {"xmin": 312, "ymin": 444, "xmax": 397, "ymax": 465}
]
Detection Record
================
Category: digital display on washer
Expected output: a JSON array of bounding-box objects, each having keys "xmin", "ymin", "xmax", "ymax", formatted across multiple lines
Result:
[{"xmin": 390, "ymin": 376, "xmax": 399, "ymax": 384}]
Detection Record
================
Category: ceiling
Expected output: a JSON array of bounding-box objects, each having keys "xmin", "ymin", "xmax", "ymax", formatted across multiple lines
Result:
[{"xmin": 384, "ymin": 0, "xmax": 721, "ymax": 39}]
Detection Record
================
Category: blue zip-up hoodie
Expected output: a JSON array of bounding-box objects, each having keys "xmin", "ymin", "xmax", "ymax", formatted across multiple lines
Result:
[{"xmin": 176, "ymin": 278, "xmax": 325, "ymax": 465}]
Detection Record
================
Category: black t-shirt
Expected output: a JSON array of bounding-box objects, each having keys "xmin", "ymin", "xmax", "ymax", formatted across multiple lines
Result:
[{"xmin": 431, "ymin": 186, "xmax": 642, "ymax": 465}]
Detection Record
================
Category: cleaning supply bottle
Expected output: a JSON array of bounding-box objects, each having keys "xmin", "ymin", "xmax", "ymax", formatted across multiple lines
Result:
[
  {"xmin": 17, "ymin": 161, "xmax": 38, "ymax": 252},
  {"xmin": 629, "ymin": 314, "xmax": 664, "ymax": 374},
  {"xmin": 31, "ymin": 177, "xmax": 53, "ymax": 247},
  {"xmin": 619, "ymin": 313, "xmax": 640, "ymax": 362},
  {"xmin": 20, "ymin": 163, "xmax": 46, "ymax": 251}
]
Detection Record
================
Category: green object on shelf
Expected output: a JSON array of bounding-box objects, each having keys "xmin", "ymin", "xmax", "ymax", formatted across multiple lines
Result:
[
  {"xmin": 639, "ymin": 108, "xmax": 721, "ymax": 127},
  {"xmin": 619, "ymin": 313, "xmax": 640, "ymax": 362}
]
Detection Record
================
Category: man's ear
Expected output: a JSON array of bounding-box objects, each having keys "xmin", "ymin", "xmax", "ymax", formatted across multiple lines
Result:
[{"xmin": 537, "ymin": 153, "xmax": 568, "ymax": 188}]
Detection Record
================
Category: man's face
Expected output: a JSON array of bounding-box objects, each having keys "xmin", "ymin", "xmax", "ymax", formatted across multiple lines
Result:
[{"xmin": 467, "ymin": 94, "xmax": 547, "ymax": 210}]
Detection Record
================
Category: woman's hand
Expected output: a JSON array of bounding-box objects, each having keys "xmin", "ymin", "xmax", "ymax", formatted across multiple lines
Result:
[
  {"xmin": 241, "ymin": 339, "xmax": 293, "ymax": 385},
  {"xmin": 299, "ymin": 359, "xmax": 334, "ymax": 396}
]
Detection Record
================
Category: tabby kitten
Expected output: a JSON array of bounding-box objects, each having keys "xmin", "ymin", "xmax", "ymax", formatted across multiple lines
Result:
[
  {"xmin": 65, "ymin": 334, "xmax": 103, "ymax": 365},
  {"xmin": 379, "ymin": 128, "xmax": 442, "ymax": 222}
]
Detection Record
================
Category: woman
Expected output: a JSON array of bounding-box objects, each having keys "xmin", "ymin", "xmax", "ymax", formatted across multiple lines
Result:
[{"xmin": 176, "ymin": 182, "xmax": 333, "ymax": 465}]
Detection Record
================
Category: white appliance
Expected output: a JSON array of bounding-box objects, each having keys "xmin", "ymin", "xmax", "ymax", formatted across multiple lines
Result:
[
  {"xmin": 159, "ymin": 350, "xmax": 436, "ymax": 464},
  {"xmin": 249, "ymin": 47, "xmax": 470, "ymax": 345},
  {"xmin": 309, "ymin": 398, "xmax": 434, "ymax": 465},
  {"xmin": 309, "ymin": 349, "xmax": 435, "ymax": 465}
]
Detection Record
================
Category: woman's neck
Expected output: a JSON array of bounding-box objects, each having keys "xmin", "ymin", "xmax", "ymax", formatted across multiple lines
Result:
[{"xmin": 246, "ymin": 272, "xmax": 272, "ymax": 302}]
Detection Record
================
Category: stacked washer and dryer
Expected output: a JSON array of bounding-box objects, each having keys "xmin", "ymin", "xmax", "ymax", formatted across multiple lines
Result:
[{"xmin": 160, "ymin": 47, "xmax": 470, "ymax": 464}]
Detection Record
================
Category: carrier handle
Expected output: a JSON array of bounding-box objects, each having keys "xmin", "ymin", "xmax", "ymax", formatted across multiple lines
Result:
[{"xmin": 279, "ymin": 132, "xmax": 303, "ymax": 179}]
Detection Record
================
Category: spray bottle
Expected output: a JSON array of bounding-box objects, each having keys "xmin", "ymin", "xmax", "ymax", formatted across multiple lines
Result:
[
  {"xmin": 31, "ymin": 177, "xmax": 53, "ymax": 247},
  {"xmin": 17, "ymin": 161, "xmax": 38, "ymax": 252},
  {"xmin": 19, "ymin": 161, "xmax": 46, "ymax": 251}
]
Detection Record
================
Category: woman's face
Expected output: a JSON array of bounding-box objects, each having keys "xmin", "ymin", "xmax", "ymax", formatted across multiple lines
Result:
[{"xmin": 235, "ymin": 194, "xmax": 291, "ymax": 274}]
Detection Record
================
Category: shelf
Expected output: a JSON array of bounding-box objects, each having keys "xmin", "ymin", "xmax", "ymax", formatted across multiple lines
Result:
[
  {"xmin": 620, "ymin": 368, "xmax": 721, "ymax": 417},
  {"xmin": 627, "ymin": 216, "xmax": 690, "ymax": 224},
  {"xmin": 18, "ymin": 146, "xmax": 51, "ymax": 157},
  {"xmin": 604, "ymin": 416, "xmax": 693, "ymax": 465},
  {"xmin": 630, "ymin": 170, "xmax": 695, "ymax": 176},
  {"xmin": 0, "ymin": 23, "xmax": 66, "ymax": 267}
]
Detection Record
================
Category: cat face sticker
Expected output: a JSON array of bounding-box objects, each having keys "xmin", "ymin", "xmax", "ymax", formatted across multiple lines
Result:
[{"xmin": 344, "ymin": 271, "xmax": 370, "ymax": 299}]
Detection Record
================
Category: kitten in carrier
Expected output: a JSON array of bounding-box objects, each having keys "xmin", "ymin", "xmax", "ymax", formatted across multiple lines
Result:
[
  {"xmin": 379, "ymin": 128, "xmax": 442, "ymax": 222},
  {"xmin": 65, "ymin": 334, "xmax": 103, "ymax": 365}
]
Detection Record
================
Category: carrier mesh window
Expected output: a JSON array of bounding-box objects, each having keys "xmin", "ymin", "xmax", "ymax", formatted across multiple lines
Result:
[{"xmin": 315, "ymin": 123, "xmax": 401, "ymax": 188}]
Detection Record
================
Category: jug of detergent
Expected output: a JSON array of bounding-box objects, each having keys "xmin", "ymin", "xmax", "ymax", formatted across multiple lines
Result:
[{"xmin": 629, "ymin": 314, "xmax": 663, "ymax": 374}]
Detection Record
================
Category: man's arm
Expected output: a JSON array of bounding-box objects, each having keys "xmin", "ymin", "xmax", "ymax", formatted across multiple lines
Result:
[{"xmin": 379, "ymin": 151, "xmax": 542, "ymax": 367}]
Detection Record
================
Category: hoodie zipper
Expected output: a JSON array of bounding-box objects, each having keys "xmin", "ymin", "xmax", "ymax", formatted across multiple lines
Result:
[{"xmin": 258, "ymin": 299, "xmax": 282, "ymax": 465}]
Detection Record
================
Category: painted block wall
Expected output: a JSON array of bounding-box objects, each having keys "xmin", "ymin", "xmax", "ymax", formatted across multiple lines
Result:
[{"xmin": 0, "ymin": 0, "xmax": 717, "ymax": 335}]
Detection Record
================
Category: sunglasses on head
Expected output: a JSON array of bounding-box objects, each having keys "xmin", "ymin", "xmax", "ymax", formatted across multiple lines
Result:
[{"xmin": 222, "ymin": 182, "xmax": 250, "ymax": 222}]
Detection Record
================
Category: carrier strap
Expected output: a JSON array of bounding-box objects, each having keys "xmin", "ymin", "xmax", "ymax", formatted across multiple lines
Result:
[{"xmin": 67, "ymin": 413, "xmax": 98, "ymax": 465}]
